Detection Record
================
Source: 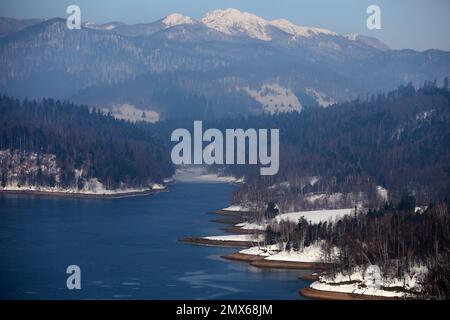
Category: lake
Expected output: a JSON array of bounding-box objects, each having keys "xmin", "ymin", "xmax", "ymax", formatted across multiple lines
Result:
[{"xmin": 0, "ymin": 182, "xmax": 311, "ymax": 299}]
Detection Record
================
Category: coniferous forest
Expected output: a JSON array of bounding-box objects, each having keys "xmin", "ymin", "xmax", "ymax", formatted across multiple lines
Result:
[{"xmin": 0, "ymin": 95, "xmax": 174, "ymax": 190}]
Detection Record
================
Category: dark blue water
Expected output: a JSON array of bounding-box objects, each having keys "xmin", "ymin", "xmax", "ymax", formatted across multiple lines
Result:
[{"xmin": 0, "ymin": 182, "xmax": 310, "ymax": 299}]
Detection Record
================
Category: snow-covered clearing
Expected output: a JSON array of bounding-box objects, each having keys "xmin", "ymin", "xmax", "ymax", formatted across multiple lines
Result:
[
  {"xmin": 274, "ymin": 208, "xmax": 354, "ymax": 225},
  {"xmin": 265, "ymin": 242, "xmax": 335, "ymax": 262}
]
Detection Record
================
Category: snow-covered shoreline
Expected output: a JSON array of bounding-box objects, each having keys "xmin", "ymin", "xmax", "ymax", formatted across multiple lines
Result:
[{"xmin": 0, "ymin": 184, "xmax": 166, "ymax": 198}]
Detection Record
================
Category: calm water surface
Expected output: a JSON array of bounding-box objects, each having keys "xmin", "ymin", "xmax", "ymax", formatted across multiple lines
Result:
[{"xmin": 0, "ymin": 182, "xmax": 311, "ymax": 299}]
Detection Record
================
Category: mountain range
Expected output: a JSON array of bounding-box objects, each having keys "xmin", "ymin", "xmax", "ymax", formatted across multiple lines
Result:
[{"xmin": 0, "ymin": 8, "xmax": 449, "ymax": 120}]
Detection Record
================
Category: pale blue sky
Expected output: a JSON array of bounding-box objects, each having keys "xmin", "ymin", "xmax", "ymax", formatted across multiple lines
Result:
[{"xmin": 1, "ymin": 0, "xmax": 449, "ymax": 51}]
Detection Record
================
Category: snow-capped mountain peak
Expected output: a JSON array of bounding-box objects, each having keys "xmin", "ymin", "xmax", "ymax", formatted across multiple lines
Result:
[
  {"xmin": 201, "ymin": 8, "xmax": 338, "ymax": 41},
  {"xmin": 162, "ymin": 13, "xmax": 196, "ymax": 27},
  {"xmin": 201, "ymin": 8, "xmax": 272, "ymax": 41}
]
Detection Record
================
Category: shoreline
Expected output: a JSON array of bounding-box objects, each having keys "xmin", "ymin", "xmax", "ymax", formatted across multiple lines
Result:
[
  {"xmin": 299, "ymin": 287, "xmax": 402, "ymax": 300},
  {"xmin": 222, "ymin": 252, "xmax": 266, "ymax": 262},
  {"xmin": 250, "ymin": 258, "xmax": 333, "ymax": 270},
  {"xmin": 223, "ymin": 252, "xmax": 332, "ymax": 270},
  {"xmin": 178, "ymin": 237, "xmax": 259, "ymax": 248},
  {"xmin": 0, "ymin": 188, "xmax": 167, "ymax": 199},
  {"xmin": 183, "ymin": 205, "xmax": 404, "ymax": 300},
  {"xmin": 221, "ymin": 226, "xmax": 265, "ymax": 234}
]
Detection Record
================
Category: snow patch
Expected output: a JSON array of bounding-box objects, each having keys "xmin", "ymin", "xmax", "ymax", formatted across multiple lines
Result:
[
  {"xmin": 222, "ymin": 205, "xmax": 250, "ymax": 212},
  {"xmin": 305, "ymin": 88, "xmax": 335, "ymax": 108},
  {"xmin": 310, "ymin": 264, "xmax": 427, "ymax": 298},
  {"xmin": 107, "ymin": 104, "xmax": 159, "ymax": 123},
  {"xmin": 274, "ymin": 208, "xmax": 354, "ymax": 225},
  {"xmin": 376, "ymin": 186, "xmax": 389, "ymax": 202},
  {"xmin": 244, "ymin": 83, "xmax": 302, "ymax": 114},
  {"xmin": 265, "ymin": 241, "xmax": 335, "ymax": 262},
  {"xmin": 270, "ymin": 18, "xmax": 337, "ymax": 38}
]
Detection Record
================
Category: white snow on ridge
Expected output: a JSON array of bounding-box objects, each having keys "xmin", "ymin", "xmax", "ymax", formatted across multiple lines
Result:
[
  {"xmin": 162, "ymin": 13, "xmax": 196, "ymax": 27},
  {"xmin": 202, "ymin": 8, "xmax": 271, "ymax": 41},
  {"xmin": 274, "ymin": 208, "xmax": 354, "ymax": 225},
  {"xmin": 270, "ymin": 18, "xmax": 337, "ymax": 38},
  {"xmin": 201, "ymin": 8, "xmax": 338, "ymax": 41}
]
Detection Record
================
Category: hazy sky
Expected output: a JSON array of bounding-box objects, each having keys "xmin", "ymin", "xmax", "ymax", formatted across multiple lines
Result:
[{"xmin": 1, "ymin": 0, "xmax": 449, "ymax": 51}]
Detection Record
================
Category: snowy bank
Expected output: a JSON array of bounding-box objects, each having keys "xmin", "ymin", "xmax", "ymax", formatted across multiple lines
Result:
[{"xmin": 308, "ymin": 265, "xmax": 427, "ymax": 298}]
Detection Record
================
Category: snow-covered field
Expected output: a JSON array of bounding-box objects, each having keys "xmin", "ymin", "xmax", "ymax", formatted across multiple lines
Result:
[{"xmin": 239, "ymin": 244, "xmax": 280, "ymax": 257}]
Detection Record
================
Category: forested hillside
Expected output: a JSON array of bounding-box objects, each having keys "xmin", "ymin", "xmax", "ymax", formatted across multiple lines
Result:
[
  {"xmin": 0, "ymin": 95, "xmax": 174, "ymax": 192},
  {"xmin": 186, "ymin": 82, "xmax": 450, "ymax": 210}
]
